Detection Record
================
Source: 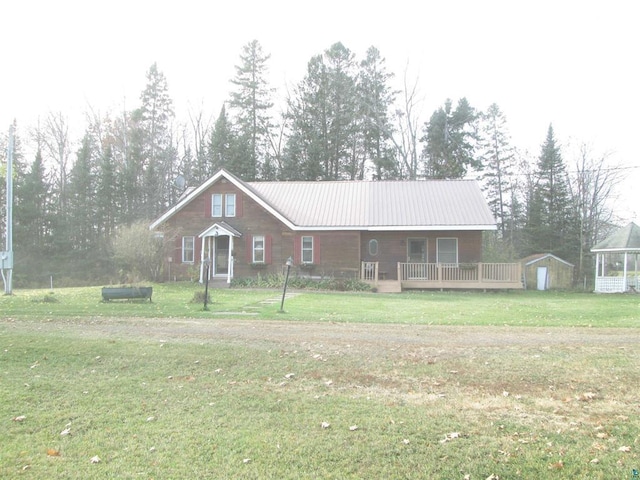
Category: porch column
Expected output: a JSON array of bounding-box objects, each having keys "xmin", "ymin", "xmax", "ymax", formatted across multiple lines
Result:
[
  {"xmin": 199, "ymin": 237, "xmax": 206, "ymax": 283},
  {"xmin": 227, "ymin": 235, "xmax": 234, "ymax": 284},
  {"xmin": 623, "ymin": 252, "xmax": 628, "ymax": 291}
]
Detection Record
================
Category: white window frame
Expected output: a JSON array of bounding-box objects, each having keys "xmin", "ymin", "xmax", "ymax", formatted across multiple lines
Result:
[
  {"xmin": 211, "ymin": 194, "xmax": 222, "ymax": 217},
  {"xmin": 437, "ymin": 237, "xmax": 458, "ymax": 265},
  {"xmin": 301, "ymin": 236, "xmax": 314, "ymax": 264},
  {"xmin": 253, "ymin": 235, "xmax": 265, "ymax": 263},
  {"xmin": 225, "ymin": 193, "xmax": 236, "ymax": 217},
  {"xmin": 368, "ymin": 239, "xmax": 379, "ymax": 256},
  {"xmin": 182, "ymin": 236, "xmax": 195, "ymax": 263}
]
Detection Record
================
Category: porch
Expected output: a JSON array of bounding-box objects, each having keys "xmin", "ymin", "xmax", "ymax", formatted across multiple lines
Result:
[{"xmin": 362, "ymin": 262, "xmax": 523, "ymax": 291}]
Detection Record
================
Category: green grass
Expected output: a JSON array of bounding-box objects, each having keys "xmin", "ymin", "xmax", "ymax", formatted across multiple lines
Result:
[
  {"xmin": 1, "ymin": 285, "xmax": 640, "ymax": 478},
  {"xmin": 1, "ymin": 327, "xmax": 639, "ymax": 478},
  {"xmin": 1, "ymin": 283, "xmax": 639, "ymax": 327}
]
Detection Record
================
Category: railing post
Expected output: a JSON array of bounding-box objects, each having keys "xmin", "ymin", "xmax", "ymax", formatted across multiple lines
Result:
[{"xmin": 478, "ymin": 262, "xmax": 483, "ymax": 283}]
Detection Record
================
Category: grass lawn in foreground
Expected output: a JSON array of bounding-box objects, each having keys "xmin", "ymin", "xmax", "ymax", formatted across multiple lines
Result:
[
  {"xmin": 1, "ymin": 285, "xmax": 639, "ymax": 478},
  {"xmin": 1, "ymin": 283, "xmax": 639, "ymax": 327}
]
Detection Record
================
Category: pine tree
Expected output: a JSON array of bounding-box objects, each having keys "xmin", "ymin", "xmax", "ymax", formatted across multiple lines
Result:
[
  {"xmin": 357, "ymin": 46, "xmax": 397, "ymax": 180},
  {"xmin": 478, "ymin": 104, "xmax": 516, "ymax": 236},
  {"xmin": 525, "ymin": 125, "xmax": 577, "ymax": 261},
  {"xmin": 136, "ymin": 63, "xmax": 176, "ymax": 218},
  {"xmin": 423, "ymin": 98, "xmax": 478, "ymax": 179},
  {"xmin": 228, "ymin": 40, "xmax": 273, "ymax": 180},
  {"xmin": 67, "ymin": 134, "xmax": 97, "ymax": 251},
  {"xmin": 284, "ymin": 43, "xmax": 358, "ymax": 180}
]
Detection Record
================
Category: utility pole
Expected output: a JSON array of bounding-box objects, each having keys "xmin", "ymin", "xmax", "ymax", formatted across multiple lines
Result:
[{"xmin": 1, "ymin": 123, "xmax": 14, "ymax": 295}]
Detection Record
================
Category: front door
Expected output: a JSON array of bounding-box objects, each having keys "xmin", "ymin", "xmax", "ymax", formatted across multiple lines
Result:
[
  {"xmin": 214, "ymin": 236, "xmax": 230, "ymax": 276},
  {"xmin": 407, "ymin": 238, "xmax": 427, "ymax": 263}
]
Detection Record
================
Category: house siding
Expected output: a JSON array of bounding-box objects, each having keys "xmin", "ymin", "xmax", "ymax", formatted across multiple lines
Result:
[
  {"xmin": 360, "ymin": 231, "xmax": 483, "ymax": 280},
  {"xmin": 159, "ymin": 178, "xmax": 362, "ymax": 281}
]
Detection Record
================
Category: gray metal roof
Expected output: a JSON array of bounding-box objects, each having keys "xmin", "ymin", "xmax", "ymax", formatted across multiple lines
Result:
[
  {"xmin": 591, "ymin": 222, "xmax": 640, "ymax": 252},
  {"xmin": 150, "ymin": 169, "xmax": 497, "ymax": 231},
  {"xmin": 248, "ymin": 179, "xmax": 496, "ymax": 230}
]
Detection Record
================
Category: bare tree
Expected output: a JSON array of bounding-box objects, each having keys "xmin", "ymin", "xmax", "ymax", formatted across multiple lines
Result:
[
  {"xmin": 35, "ymin": 112, "xmax": 72, "ymax": 209},
  {"xmin": 390, "ymin": 66, "xmax": 423, "ymax": 179},
  {"xmin": 568, "ymin": 143, "xmax": 623, "ymax": 283}
]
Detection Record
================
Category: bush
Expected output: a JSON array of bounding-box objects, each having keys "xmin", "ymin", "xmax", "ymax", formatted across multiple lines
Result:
[{"xmin": 231, "ymin": 274, "xmax": 372, "ymax": 292}]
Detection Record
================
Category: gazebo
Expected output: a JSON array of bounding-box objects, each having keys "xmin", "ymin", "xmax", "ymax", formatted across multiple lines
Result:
[{"xmin": 591, "ymin": 222, "xmax": 640, "ymax": 293}]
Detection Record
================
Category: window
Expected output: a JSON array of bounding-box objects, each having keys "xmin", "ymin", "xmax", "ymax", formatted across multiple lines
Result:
[
  {"xmin": 182, "ymin": 236, "xmax": 195, "ymax": 263},
  {"xmin": 211, "ymin": 194, "xmax": 222, "ymax": 217},
  {"xmin": 225, "ymin": 193, "xmax": 236, "ymax": 217},
  {"xmin": 253, "ymin": 235, "xmax": 265, "ymax": 263},
  {"xmin": 301, "ymin": 236, "xmax": 314, "ymax": 263},
  {"xmin": 437, "ymin": 238, "xmax": 458, "ymax": 264},
  {"xmin": 368, "ymin": 239, "xmax": 379, "ymax": 256}
]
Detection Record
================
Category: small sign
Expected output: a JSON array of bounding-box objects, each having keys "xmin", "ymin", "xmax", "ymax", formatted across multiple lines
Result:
[{"xmin": 0, "ymin": 251, "xmax": 13, "ymax": 269}]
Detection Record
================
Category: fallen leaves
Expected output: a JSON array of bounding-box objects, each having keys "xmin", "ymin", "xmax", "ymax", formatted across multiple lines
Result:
[
  {"xmin": 47, "ymin": 448, "xmax": 60, "ymax": 457},
  {"xmin": 12, "ymin": 415, "xmax": 26, "ymax": 422},
  {"xmin": 321, "ymin": 421, "xmax": 330, "ymax": 429},
  {"xmin": 90, "ymin": 455, "xmax": 101, "ymax": 464},
  {"xmin": 618, "ymin": 445, "xmax": 631, "ymax": 453},
  {"xmin": 439, "ymin": 432, "xmax": 461, "ymax": 444}
]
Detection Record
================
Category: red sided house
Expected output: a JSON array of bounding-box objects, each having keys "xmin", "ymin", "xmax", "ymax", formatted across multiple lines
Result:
[{"xmin": 149, "ymin": 169, "xmax": 522, "ymax": 291}]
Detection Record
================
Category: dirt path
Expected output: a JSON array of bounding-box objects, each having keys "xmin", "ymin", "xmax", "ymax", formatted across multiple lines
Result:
[{"xmin": 3, "ymin": 316, "xmax": 637, "ymax": 358}]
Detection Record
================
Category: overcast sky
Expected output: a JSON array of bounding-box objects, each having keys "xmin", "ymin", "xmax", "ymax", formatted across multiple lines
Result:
[{"xmin": 2, "ymin": 0, "xmax": 638, "ymax": 221}]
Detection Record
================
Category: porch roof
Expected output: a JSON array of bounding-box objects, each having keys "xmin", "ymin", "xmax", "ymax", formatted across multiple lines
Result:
[{"xmin": 591, "ymin": 222, "xmax": 640, "ymax": 252}]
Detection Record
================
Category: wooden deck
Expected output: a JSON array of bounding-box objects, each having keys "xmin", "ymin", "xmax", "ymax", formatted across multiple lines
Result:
[{"xmin": 362, "ymin": 262, "xmax": 523, "ymax": 291}]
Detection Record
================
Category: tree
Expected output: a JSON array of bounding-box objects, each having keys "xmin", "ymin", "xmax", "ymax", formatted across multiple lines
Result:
[
  {"xmin": 525, "ymin": 125, "xmax": 577, "ymax": 263},
  {"xmin": 67, "ymin": 134, "xmax": 97, "ymax": 251},
  {"xmin": 112, "ymin": 221, "xmax": 165, "ymax": 282},
  {"xmin": 136, "ymin": 63, "xmax": 176, "ymax": 218},
  {"xmin": 284, "ymin": 42, "xmax": 358, "ymax": 180},
  {"xmin": 208, "ymin": 105, "xmax": 238, "ymax": 174},
  {"xmin": 390, "ymin": 67, "xmax": 422, "ymax": 179},
  {"xmin": 422, "ymin": 98, "xmax": 478, "ymax": 179},
  {"xmin": 357, "ymin": 46, "xmax": 397, "ymax": 180},
  {"xmin": 228, "ymin": 40, "xmax": 274, "ymax": 180},
  {"xmin": 568, "ymin": 143, "xmax": 623, "ymax": 284},
  {"xmin": 478, "ymin": 104, "xmax": 516, "ymax": 236}
]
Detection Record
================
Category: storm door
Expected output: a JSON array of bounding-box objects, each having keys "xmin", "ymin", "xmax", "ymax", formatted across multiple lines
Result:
[{"xmin": 214, "ymin": 236, "xmax": 230, "ymax": 275}]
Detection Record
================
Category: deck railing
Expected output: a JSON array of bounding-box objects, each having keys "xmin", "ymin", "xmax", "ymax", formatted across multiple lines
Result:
[
  {"xmin": 361, "ymin": 262, "xmax": 522, "ymax": 289},
  {"xmin": 398, "ymin": 262, "xmax": 522, "ymax": 286}
]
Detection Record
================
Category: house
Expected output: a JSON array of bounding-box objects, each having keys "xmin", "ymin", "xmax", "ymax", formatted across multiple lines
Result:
[
  {"xmin": 149, "ymin": 169, "xmax": 523, "ymax": 291},
  {"xmin": 521, "ymin": 253, "xmax": 574, "ymax": 290},
  {"xmin": 592, "ymin": 222, "xmax": 640, "ymax": 293}
]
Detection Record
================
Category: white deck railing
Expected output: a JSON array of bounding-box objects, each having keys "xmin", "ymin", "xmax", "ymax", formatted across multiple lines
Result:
[{"xmin": 398, "ymin": 263, "xmax": 521, "ymax": 284}]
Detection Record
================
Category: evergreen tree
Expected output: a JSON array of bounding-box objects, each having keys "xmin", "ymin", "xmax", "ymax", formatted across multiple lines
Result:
[
  {"xmin": 67, "ymin": 134, "xmax": 97, "ymax": 251},
  {"xmin": 284, "ymin": 42, "xmax": 358, "ymax": 180},
  {"xmin": 422, "ymin": 98, "xmax": 478, "ymax": 179},
  {"xmin": 208, "ymin": 105, "xmax": 238, "ymax": 174},
  {"xmin": 478, "ymin": 104, "xmax": 516, "ymax": 236},
  {"xmin": 357, "ymin": 46, "xmax": 397, "ymax": 180},
  {"xmin": 136, "ymin": 63, "xmax": 176, "ymax": 218},
  {"xmin": 525, "ymin": 125, "xmax": 577, "ymax": 262},
  {"xmin": 228, "ymin": 40, "xmax": 273, "ymax": 180}
]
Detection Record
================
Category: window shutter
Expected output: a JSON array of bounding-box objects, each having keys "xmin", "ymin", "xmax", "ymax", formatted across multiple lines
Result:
[
  {"xmin": 236, "ymin": 193, "xmax": 243, "ymax": 217},
  {"xmin": 265, "ymin": 235, "xmax": 272, "ymax": 264},
  {"xmin": 294, "ymin": 236, "xmax": 301, "ymax": 264},
  {"xmin": 205, "ymin": 194, "xmax": 211, "ymax": 217},
  {"xmin": 195, "ymin": 237, "xmax": 201, "ymax": 264},
  {"xmin": 176, "ymin": 236, "xmax": 182, "ymax": 262},
  {"xmin": 313, "ymin": 235, "xmax": 321, "ymax": 264},
  {"xmin": 245, "ymin": 235, "xmax": 253, "ymax": 263}
]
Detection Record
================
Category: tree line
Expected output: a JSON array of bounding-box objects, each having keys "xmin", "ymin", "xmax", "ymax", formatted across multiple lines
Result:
[{"xmin": 0, "ymin": 40, "xmax": 623, "ymax": 287}]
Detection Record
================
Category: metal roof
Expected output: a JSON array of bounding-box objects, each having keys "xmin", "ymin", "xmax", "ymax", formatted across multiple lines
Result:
[
  {"xmin": 591, "ymin": 222, "xmax": 640, "ymax": 252},
  {"xmin": 150, "ymin": 169, "xmax": 496, "ymax": 231},
  {"xmin": 248, "ymin": 179, "xmax": 496, "ymax": 230}
]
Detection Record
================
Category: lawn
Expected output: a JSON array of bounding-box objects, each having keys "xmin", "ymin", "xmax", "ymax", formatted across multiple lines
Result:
[
  {"xmin": 1, "ymin": 282, "xmax": 639, "ymax": 327},
  {"xmin": 1, "ymin": 285, "xmax": 639, "ymax": 478}
]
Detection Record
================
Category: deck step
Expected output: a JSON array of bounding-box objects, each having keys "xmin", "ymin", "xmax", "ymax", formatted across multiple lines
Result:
[{"xmin": 374, "ymin": 280, "xmax": 402, "ymax": 293}]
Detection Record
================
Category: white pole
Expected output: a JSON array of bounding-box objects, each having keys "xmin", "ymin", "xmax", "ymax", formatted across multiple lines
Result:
[{"xmin": 2, "ymin": 123, "xmax": 14, "ymax": 295}]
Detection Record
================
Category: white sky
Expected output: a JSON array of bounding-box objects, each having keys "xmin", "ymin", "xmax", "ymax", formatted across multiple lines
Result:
[{"xmin": 2, "ymin": 0, "xmax": 638, "ymax": 221}]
